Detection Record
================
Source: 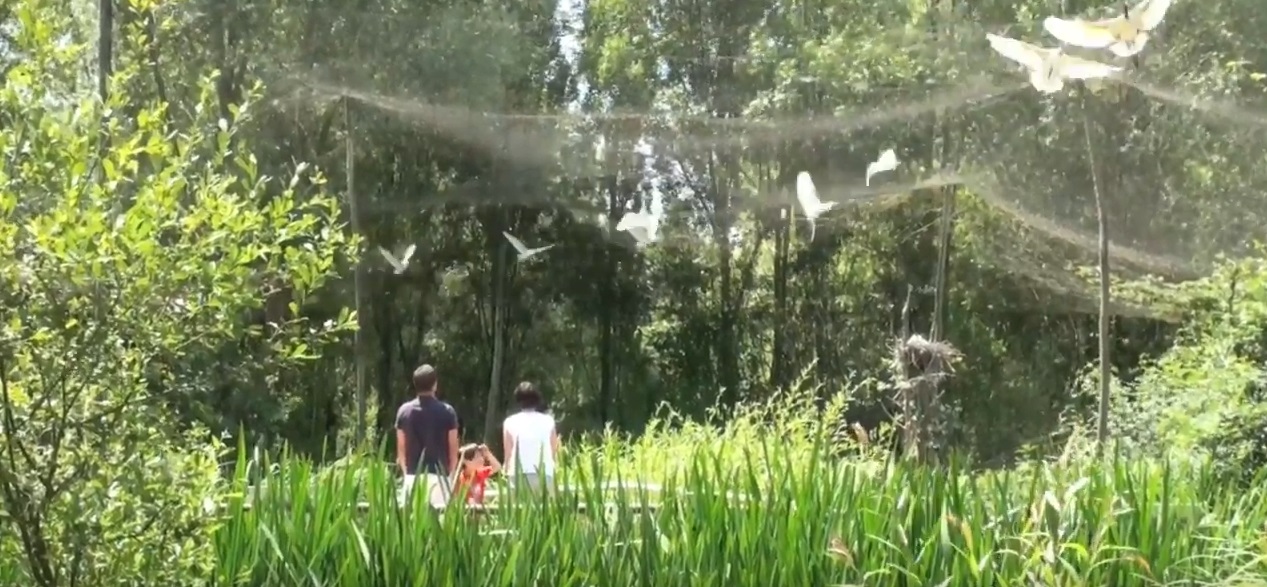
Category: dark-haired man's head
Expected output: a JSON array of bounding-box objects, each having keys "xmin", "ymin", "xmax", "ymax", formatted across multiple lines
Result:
[
  {"xmin": 512, "ymin": 381, "xmax": 543, "ymax": 411},
  {"xmin": 413, "ymin": 364, "xmax": 438, "ymax": 396}
]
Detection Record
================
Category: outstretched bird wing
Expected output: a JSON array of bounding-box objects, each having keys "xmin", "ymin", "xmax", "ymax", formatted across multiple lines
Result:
[
  {"xmin": 525, "ymin": 244, "xmax": 555, "ymax": 258},
  {"xmin": 378, "ymin": 246, "xmax": 405, "ymax": 273},
  {"xmin": 865, "ymin": 149, "xmax": 898, "ymax": 187},
  {"xmin": 1057, "ymin": 55, "xmax": 1122, "ymax": 80},
  {"xmin": 986, "ymin": 33, "xmax": 1048, "ymax": 71},
  {"xmin": 1042, "ymin": 16, "xmax": 1119, "ymax": 49},
  {"xmin": 1135, "ymin": 0, "xmax": 1173, "ymax": 31},
  {"xmin": 627, "ymin": 226, "xmax": 651, "ymax": 244},
  {"xmin": 615, "ymin": 212, "xmax": 645, "ymax": 232},
  {"xmin": 502, "ymin": 231, "xmax": 530, "ymax": 255}
]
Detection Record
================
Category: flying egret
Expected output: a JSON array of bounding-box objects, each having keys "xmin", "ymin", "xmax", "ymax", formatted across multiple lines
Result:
[
  {"xmin": 986, "ymin": 33, "xmax": 1122, "ymax": 94},
  {"xmin": 378, "ymin": 244, "xmax": 416, "ymax": 274},
  {"xmin": 865, "ymin": 149, "xmax": 898, "ymax": 186},
  {"xmin": 615, "ymin": 211, "xmax": 659, "ymax": 247},
  {"xmin": 1042, "ymin": 0, "xmax": 1174, "ymax": 58},
  {"xmin": 795, "ymin": 171, "xmax": 837, "ymax": 242},
  {"xmin": 502, "ymin": 231, "xmax": 555, "ymax": 261}
]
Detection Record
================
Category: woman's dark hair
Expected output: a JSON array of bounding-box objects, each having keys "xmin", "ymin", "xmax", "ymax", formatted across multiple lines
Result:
[
  {"xmin": 459, "ymin": 444, "xmax": 481, "ymax": 461},
  {"xmin": 512, "ymin": 381, "xmax": 543, "ymax": 411}
]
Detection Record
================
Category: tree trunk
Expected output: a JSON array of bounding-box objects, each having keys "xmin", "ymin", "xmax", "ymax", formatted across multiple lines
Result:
[
  {"xmin": 597, "ymin": 172, "xmax": 621, "ymax": 427},
  {"xmin": 343, "ymin": 100, "xmax": 370, "ymax": 448},
  {"xmin": 97, "ymin": 0, "xmax": 112, "ymax": 104},
  {"xmin": 931, "ymin": 188, "xmax": 956, "ymax": 341},
  {"xmin": 770, "ymin": 203, "xmax": 790, "ymax": 389},
  {"xmin": 711, "ymin": 155, "xmax": 740, "ymax": 406},
  {"xmin": 482, "ymin": 211, "xmax": 509, "ymax": 444}
]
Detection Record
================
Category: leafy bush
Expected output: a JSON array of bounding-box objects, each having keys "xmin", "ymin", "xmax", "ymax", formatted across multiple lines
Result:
[
  {"xmin": 1109, "ymin": 253, "xmax": 1267, "ymax": 480},
  {"xmin": 0, "ymin": 0, "xmax": 353, "ymax": 584}
]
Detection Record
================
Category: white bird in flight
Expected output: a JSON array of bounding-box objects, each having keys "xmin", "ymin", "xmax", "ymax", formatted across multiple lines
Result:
[
  {"xmin": 865, "ymin": 149, "xmax": 898, "ymax": 186},
  {"xmin": 795, "ymin": 171, "xmax": 837, "ymax": 242},
  {"xmin": 378, "ymin": 244, "xmax": 416, "ymax": 274},
  {"xmin": 615, "ymin": 211, "xmax": 659, "ymax": 247},
  {"xmin": 1042, "ymin": 0, "xmax": 1174, "ymax": 58},
  {"xmin": 986, "ymin": 33, "xmax": 1122, "ymax": 94},
  {"xmin": 502, "ymin": 231, "xmax": 555, "ymax": 261}
]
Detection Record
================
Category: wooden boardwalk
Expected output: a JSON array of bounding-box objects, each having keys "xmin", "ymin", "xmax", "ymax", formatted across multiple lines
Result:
[
  {"xmin": 235, "ymin": 500, "xmax": 665, "ymax": 514},
  {"xmin": 229, "ymin": 481, "xmax": 752, "ymax": 514}
]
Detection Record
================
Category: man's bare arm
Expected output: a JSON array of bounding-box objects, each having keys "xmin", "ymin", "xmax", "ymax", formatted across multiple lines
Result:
[
  {"xmin": 396, "ymin": 429, "xmax": 409, "ymax": 475},
  {"xmin": 447, "ymin": 429, "xmax": 459, "ymax": 473}
]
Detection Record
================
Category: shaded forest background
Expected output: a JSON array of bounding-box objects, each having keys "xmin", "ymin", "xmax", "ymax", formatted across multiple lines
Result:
[{"xmin": 17, "ymin": 0, "xmax": 1267, "ymax": 473}]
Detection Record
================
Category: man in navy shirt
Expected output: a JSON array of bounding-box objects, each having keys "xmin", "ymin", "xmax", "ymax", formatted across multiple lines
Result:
[{"xmin": 395, "ymin": 364, "xmax": 459, "ymax": 508}]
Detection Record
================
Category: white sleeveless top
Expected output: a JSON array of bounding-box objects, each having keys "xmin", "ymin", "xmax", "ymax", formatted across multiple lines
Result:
[{"xmin": 503, "ymin": 410, "xmax": 556, "ymax": 476}]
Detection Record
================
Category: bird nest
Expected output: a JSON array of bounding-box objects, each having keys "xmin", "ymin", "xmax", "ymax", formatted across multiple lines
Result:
[{"xmin": 893, "ymin": 334, "xmax": 962, "ymax": 381}]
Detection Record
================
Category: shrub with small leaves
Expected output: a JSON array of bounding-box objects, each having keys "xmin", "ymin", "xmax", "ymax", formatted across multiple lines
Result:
[{"xmin": 0, "ymin": 0, "xmax": 355, "ymax": 584}]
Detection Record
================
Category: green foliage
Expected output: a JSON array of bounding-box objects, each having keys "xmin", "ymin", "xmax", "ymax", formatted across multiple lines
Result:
[
  {"xmin": 575, "ymin": 371, "xmax": 884, "ymax": 482},
  {"xmin": 1098, "ymin": 251, "xmax": 1267, "ymax": 477},
  {"xmin": 0, "ymin": 0, "xmax": 354, "ymax": 583}
]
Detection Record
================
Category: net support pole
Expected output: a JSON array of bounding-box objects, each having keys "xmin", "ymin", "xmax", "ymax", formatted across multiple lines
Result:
[
  {"xmin": 929, "ymin": 0, "xmax": 956, "ymax": 344},
  {"xmin": 345, "ymin": 98, "xmax": 369, "ymax": 448},
  {"xmin": 97, "ymin": 0, "xmax": 112, "ymax": 194},
  {"xmin": 1082, "ymin": 112, "xmax": 1111, "ymax": 456}
]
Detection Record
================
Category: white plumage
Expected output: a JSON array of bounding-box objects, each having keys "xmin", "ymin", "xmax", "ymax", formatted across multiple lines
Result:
[
  {"xmin": 865, "ymin": 149, "xmax": 898, "ymax": 187},
  {"xmin": 1042, "ymin": 0, "xmax": 1174, "ymax": 58},
  {"xmin": 502, "ymin": 231, "xmax": 555, "ymax": 261},
  {"xmin": 987, "ymin": 33, "xmax": 1122, "ymax": 93},
  {"xmin": 378, "ymin": 244, "xmax": 416, "ymax": 274},
  {"xmin": 795, "ymin": 171, "xmax": 837, "ymax": 242},
  {"xmin": 615, "ymin": 211, "xmax": 660, "ymax": 246}
]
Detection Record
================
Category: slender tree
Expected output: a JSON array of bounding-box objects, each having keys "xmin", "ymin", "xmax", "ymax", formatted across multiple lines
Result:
[
  {"xmin": 1082, "ymin": 111, "xmax": 1111, "ymax": 455},
  {"xmin": 345, "ymin": 98, "xmax": 369, "ymax": 446}
]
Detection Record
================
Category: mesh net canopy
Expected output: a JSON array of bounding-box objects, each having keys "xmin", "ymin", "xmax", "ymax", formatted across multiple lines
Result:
[{"xmin": 232, "ymin": 0, "xmax": 1267, "ymax": 321}]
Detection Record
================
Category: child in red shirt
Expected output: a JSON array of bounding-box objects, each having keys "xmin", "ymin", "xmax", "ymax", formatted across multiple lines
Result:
[{"xmin": 455, "ymin": 443, "xmax": 501, "ymax": 506}]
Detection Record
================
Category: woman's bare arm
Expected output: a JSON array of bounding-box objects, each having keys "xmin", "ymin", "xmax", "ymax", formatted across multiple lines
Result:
[
  {"xmin": 503, "ymin": 429, "xmax": 515, "ymax": 474},
  {"xmin": 481, "ymin": 445, "xmax": 503, "ymax": 475}
]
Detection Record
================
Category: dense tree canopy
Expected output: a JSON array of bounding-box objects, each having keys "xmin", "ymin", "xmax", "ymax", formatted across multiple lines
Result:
[{"xmin": 11, "ymin": 0, "xmax": 1267, "ymax": 459}]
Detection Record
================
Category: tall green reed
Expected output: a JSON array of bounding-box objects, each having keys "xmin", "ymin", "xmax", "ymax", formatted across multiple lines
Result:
[{"xmin": 211, "ymin": 439, "xmax": 1267, "ymax": 586}]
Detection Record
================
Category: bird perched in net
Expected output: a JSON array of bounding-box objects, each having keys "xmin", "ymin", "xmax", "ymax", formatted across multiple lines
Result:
[
  {"xmin": 986, "ymin": 33, "xmax": 1122, "ymax": 94},
  {"xmin": 865, "ymin": 149, "xmax": 898, "ymax": 187},
  {"xmin": 1042, "ymin": 0, "xmax": 1174, "ymax": 58},
  {"xmin": 795, "ymin": 171, "xmax": 837, "ymax": 242}
]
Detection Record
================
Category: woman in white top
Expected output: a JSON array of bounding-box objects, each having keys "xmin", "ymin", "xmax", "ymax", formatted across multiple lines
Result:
[{"xmin": 502, "ymin": 381, "xmax": 559, "ymax": 496}]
